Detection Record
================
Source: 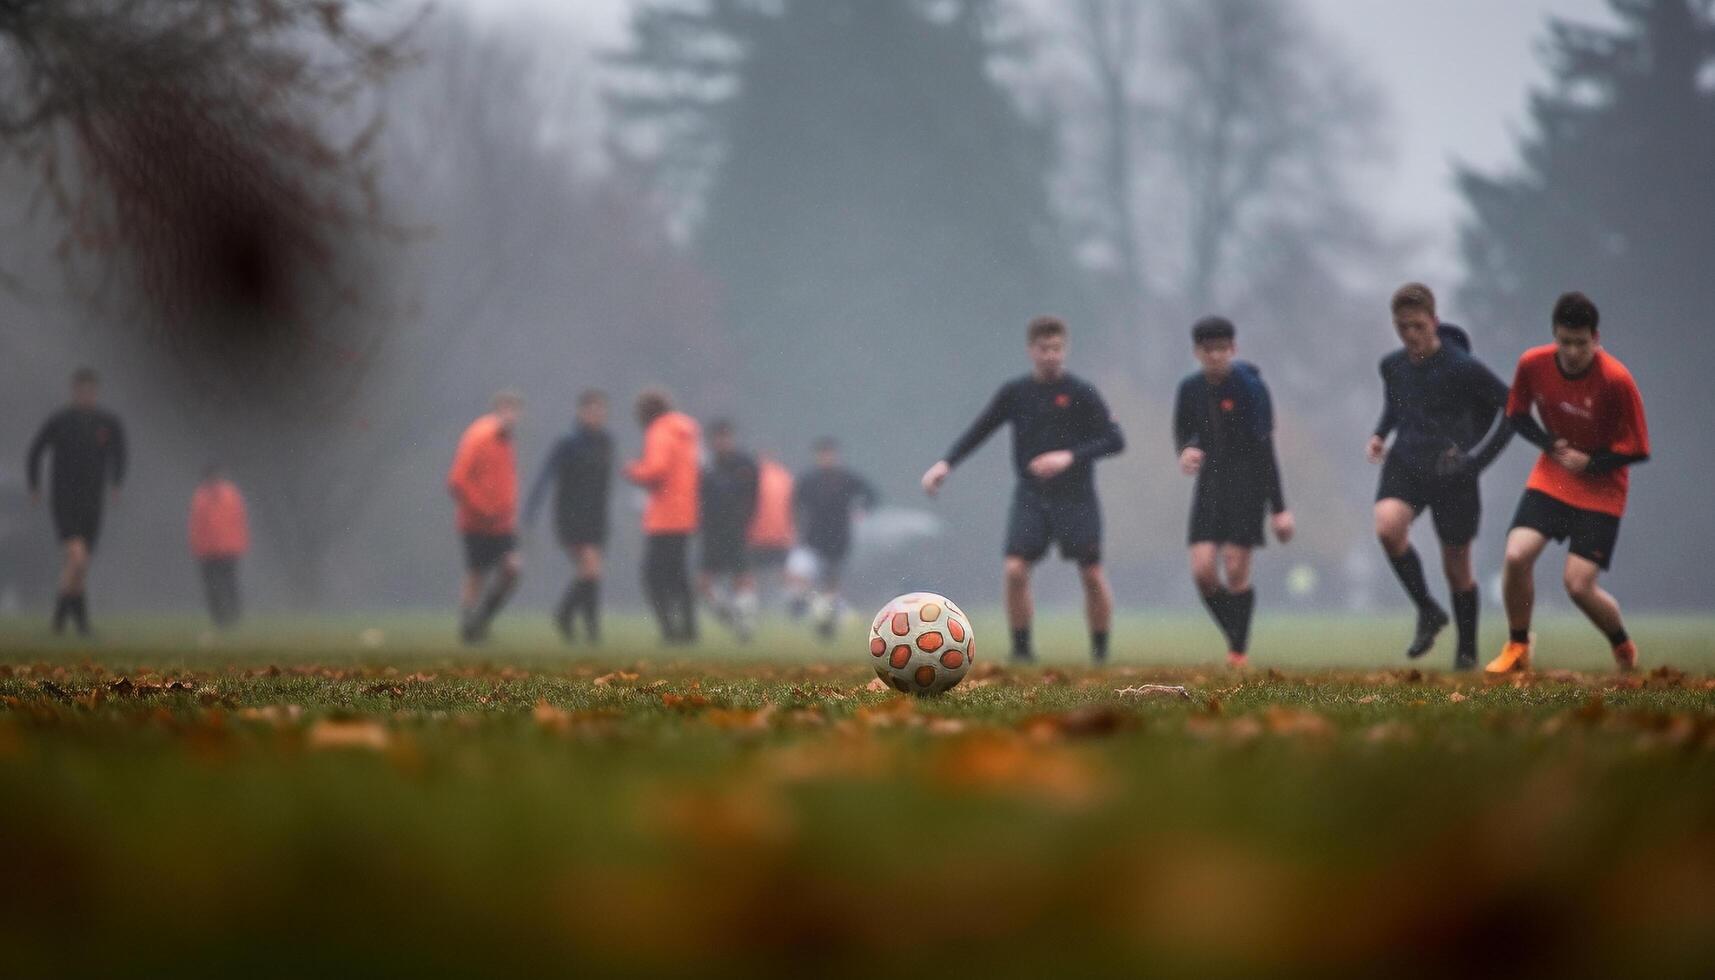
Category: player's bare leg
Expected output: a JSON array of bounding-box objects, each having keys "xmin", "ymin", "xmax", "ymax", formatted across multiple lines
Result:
[
  {"xmin": 1004, "ymin": 556, "xmax": 1035, "ymax": 663},
  {"xmin": 1491, "ymin": 527, "xmax": 1549, "ymax": 673},
  {"xmin": 1441, "ymin": 542, "xmax": 1480, "ymax": 671},
  {"xmin": 1190, "ymin": 543, "xmax": 1235, "ymax": 663},
  {"xmin": 1079, "ymin": 562, "xmax": 1112, "ymax": 664},
  {"xmin": 1375, "ymin": 498, "xmax": 1447, "ymax": 658},
  {"xmin": 1563, "ymin": 554, "xmax": 1635, "ymax": 671}
]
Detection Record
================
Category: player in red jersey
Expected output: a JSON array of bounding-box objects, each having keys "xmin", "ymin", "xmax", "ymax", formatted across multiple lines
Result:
[{"xmin": 1488, "ymin": 293, "xmax": 1650, "ymax": 673}]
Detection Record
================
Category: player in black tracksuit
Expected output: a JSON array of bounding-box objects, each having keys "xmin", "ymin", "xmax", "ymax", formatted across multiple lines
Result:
[
  {"xmin": 25, "ymin": 368, "xmax": 127, "ymax": 635},
  {"xmin": 700, "ymin": 420, "xmax": 761, "ymax": 640},
  {"xmin": 1175, "ymin": 318, "xmax": 1294, "ymax": 667},
  {"xmin": 1370, "ymin": 285, "xmax": 1514, "ymax": 669},
  {"xmin": 525, "ymin": 390, "xmax": 613, "ymax": 643},
  {"xmin": 793, "ymin": 437, "xmax": 878, "ymax": 639},
  {"xmin": 922, "ymin": 316, "xmax": 1125, "ymax": 663}
]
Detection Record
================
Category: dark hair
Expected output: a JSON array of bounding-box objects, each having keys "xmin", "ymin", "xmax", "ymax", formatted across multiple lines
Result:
[
  {"xmin": 635, "ymin": 388, "xmax": 672, "ymax": 423},
  {"xmin": 1026, "ymin": 315, "xmax": 1068, "ymax": 344},
  {"xmin": 1552, "ymin": 291, "xmax": 1600, "ymax": 333},
  {"xmin": 577, "ymin": 389, "xmax": 607, "ymax": 409},
  {"xmin": 813, "ymin": 436, "xmax": 839, "ymax": 454},
  {"xmin": 1391, "ymin": 282, "xmax": 1437, "ymax": 317},
  {"xmin": 71, "ymin": 367, "xmax": 99, "ymax": 386},
  {"xmin": 708, "ymin": 418, "xmax": 735, "ymax": 438},
  {"xmin": 1191, "ymin": 316, "xmax": 1236, "ymax": 345}
]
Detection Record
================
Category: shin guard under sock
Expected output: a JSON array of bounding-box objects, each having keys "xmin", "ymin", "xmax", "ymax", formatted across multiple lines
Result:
[{"xmin": 1387, "ymin": 547, "xmax": 1438, "ymax": 613}]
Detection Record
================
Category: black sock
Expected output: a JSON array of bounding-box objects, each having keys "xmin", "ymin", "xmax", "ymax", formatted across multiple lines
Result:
[
  {"xmin": 1229, "ymin": 589, "xmax": 1255, "ymax": 654},
  {"xmin": 476, "ymin": 578, "xmax": 513, "ymax": 627},
  {"xmin": 71, "ymin": 594, "xmax": 90, "ymax": 634},
  {"xmin": 1607, "ymin": 627, "xmax": 1629, "ymax": 648},
  {"xmin": 1091, "ymin": 631, "xmax": 1109, "ymax": 660},
  {"xmin": 1510, "ymin": 627, "xmax": 1531, "ymax": 645},
  {"xmin": 576, "ymin": 580, "xmax": 601, "ymax": 641},
  {"xmin": 1200, "ymin": 589, "xmax": 1235, "ymax": 649},
  {"xmin": 1452, "ymin": 589, "xmax": 1479, "ymax": 657},
  {"xmin": 1387, "ymin": 548, "xmax": 1438, "ymax": 613},
  {"xmin": 555, "ymin": 581, "xmax": 579, "ymax": 635},
  {"xmin": 52, "ymin": 594, "xmax": 70, "ymax": 633},
  {"xmin": 1011, "ymin": 627, "xmax": 1032, "ymax": 657}
]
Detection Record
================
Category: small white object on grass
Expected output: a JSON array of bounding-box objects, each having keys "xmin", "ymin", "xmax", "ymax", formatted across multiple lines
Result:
[{"xmin": 1114, "ymin": 685, "xmax": 1192, "ymax": 700}]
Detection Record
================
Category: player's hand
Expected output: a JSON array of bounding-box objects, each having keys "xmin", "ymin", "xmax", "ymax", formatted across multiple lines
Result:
[
  {"xmin": 1272, "ymin": 510, "xmax": 1296, "ymax": 544},
  {"xmin": 921, "ymin": 460, "xmax": 951, "ymax": 497},
  {"xmin": 1366, "ymin": 435, "xmax": 1387, "ymax": 465},
  {"xmin": 1028, "ymin": 450, "xmax": 1075, "ymax": 481},
  {"xmin": 1178, "ymin": 447, "xmax": 1205, "ymax": 476},
  {"xmin": 29, "ymin": 491, "xmax": 40, "ymax": 508},
  {"xmin": 1553, "ymin": 442, "xmax": 1590, "ymax": 473},
  {"xmin": 109, "ymin": 488, "xmax": 121, "ymax": 505}
]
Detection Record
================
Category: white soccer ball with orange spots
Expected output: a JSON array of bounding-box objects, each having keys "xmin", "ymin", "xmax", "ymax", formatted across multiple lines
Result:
[{"xmin": 868, "ymin": 592, "xmax": 973, "ymax": 696}]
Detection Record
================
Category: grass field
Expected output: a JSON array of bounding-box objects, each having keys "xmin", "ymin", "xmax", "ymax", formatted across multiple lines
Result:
[{"xmin": 4, "ymin": 611, "xmax": 1715, "ymax": 976}]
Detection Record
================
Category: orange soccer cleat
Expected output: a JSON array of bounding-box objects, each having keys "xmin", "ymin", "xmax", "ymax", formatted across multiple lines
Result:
[
  {"xmin": 1485, "ymin": 638, "xmax": 1533, "ymax": 675},
  {"xmin": 1612, "ymin": 639, "xmax": 1638, "ymax": 673},
  {"xmin": 1227, "ymin": 652, "xmax": 1249, "ymax": 669}
]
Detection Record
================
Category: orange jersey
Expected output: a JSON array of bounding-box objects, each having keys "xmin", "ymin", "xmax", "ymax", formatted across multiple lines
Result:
[
  {"xmin": 626, "ymin": 411, "xmax": 701, "ymax": 534},
  {"xmin": 1507, "ymin": 345, "xmax": 1649, "ymax": 517},
  {"xmin": 747, "ymin": 457, "xmax": 796, "ymax": 548},
  {"xmin": 188, "ymin": 479, "xmax": 249, "ymax": 558},
  {"xmin": 448, "ymin": 414, "xmax": 519, "ymax": 534}
]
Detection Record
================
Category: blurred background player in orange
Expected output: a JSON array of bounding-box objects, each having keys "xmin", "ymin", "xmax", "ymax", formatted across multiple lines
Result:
[
  {"xmin": 1491, "ymin": 292, "xmax": 1650, "ymax": 674},
  {"xmin": 791, "ymin": 436, "xmax": 878, "ymax": 640},
  {"xmin": 747, "ymin": 452, "xmax": 797, "ymax": 609},
  {"xmin": 448, "ymin": 390, "xmax": 523, "ymax": 644},
  {"xmin": 699, "ymin": 419, "xmax": 760, "ymax": 641},
  {"xmin": 525, "ymin": 389, "xmax": 613, "ymax": 644},
  {"xmin": 627, "ymin": 388, "xmax": 701, "ymax": 644},
  {"xmin": 188, "ymin": 464, "xmax": 249, "ymax": 630},
  {"xmin": 26, "ymin": 367, "xmax": 127, "ymax": 636}
]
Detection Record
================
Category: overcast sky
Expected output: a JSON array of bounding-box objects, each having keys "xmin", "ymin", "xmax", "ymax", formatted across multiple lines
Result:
[{"xmin": 458, "ymin": 0, "xmax": 1617, "ymax": 279}]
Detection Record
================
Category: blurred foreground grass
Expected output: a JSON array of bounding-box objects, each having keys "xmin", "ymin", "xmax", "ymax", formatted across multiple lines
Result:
[{"xmin": 2, "ymin": 613, "xmax": 1714, "ymax": 976}]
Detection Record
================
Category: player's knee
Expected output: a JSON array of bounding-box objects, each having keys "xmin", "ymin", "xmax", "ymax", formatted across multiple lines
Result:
[
  {"xmin": 1003, "ymin": 558, "xmax": 1031, "ymax": 587},
  {"xmin": 1563, "ymin": 569, "xmax": 1596, "ymax": 601},
  {"xmin": 1504, "ymin": 546, "xmax": 1535, "ymax": 574}
]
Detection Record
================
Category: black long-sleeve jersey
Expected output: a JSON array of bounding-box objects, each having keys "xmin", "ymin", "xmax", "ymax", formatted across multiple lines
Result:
[
  {"xmin": 701, "ymin": 450, "xmax": 760, "ymax": 538},
  {"xmin": 793, "ymin": 467, "xmax": 877, "ymax": 557},
  {"xmin": 1375, "ymin": 345, "xmax": 1512, "ymax": 475},
  {"xmin": 1174, "ymin": 364, "xmax": 1286, "ymax": 514},
  {"xmin": 525, "ymin": 426, "xmax": 613, "ymax": 537},
  {"xmin": 26, "ymin": 407, "xmax": 127, "ymax": 504},
  {"xmin": 943, "ymin": 374, "xmax": 1125, "ymax": 493}
]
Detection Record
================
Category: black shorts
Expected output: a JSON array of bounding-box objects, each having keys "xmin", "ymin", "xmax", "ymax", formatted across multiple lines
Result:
[
  {"xmin": 1006, "ymin": 483, "xmax": 1102, "ymax": 567},
  {"xmin": 1188, "ymin": 477, "xmax": 1267, "ymax": 547},
  {"xmin": 1511, "ymin": 489, "xmax": 1622, "ymax": 571},
  {"xmin": 555, "ymin": 519, "xmax": 607, "ymax": 549},
  {"xmin": 750, "ymin": 545, "xmax": 789, "ymax": 569},
  {"xmin": 52, "ymin": 497, "xmax": 102, "ymax": 549},
  {"xmin": 1376, "ymin": 455, "xmax": 1481, "ymax": 546},
  {"xmin": 462, "ymin": 533, "xmax": 517, "ymax": 573},
  {"xmin": 700, "ymin": 528, "xmax": 750, "ymax": 574}
]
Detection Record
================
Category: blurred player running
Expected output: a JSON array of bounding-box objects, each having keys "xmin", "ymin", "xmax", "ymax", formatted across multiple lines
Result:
[
  {"xmin": 447, "ymin": 390, "xmax": 524, "ymax": 644},
  {"xmin": 525, "ymin": 389, "xmax": 613, "ymax": 644},
  {"xmin": 922, "ymin": 316, "xmax": 1125, "ymax": 664},
  {"xmin": 699, "ymin": 420, "xmax": 760, "ymax": 640},
  {"xmin": 188, "ymin": 464, "xmax": 249, "ymax": 630},
  {"xmin": 1368, "ymin": 284, "xmax": 1514, "ymax": 670},
  {"xmin": 747, "ymin": 453, "xmax": 796, "ymax": 605},
  {"xmin": 25, "ymin": 367, "xmax": 127, "ymax": 636},
  {"xmin": 1489, "ymin": 292, "xmax": 1650, "ymax": 674},
  {"xmin": 792, "ymin": 437, "xmax": 877, "ymax": 640},
  {"xmin": 1174, "ymin": 317, "xmax": 1295, "ymax": 668},
  {"xmin": 626, "ymin": 389, "xmax": 702, "ymax": 645}
]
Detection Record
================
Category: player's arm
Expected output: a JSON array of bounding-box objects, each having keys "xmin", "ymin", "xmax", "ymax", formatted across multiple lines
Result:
[
  {"xmin": 1502, "ymin": 357, "xmax": 1557, "ymax": 452},
  {"xmin": 1367, "ymin": 361, "xmax": 1394, "ymax": 463},
  {"xmin": 25, "ymin": 416, "xmax": 54, "ymax": 503},
  {"xmin": 523, "ymin": 439, "xmax": 567, "ymax": 527},
  {"xmin": 447, "ymin": 429, "xmax": 481, "ymax": 505},
  {"xmin": 1575, "ymin": 375, "xmax": 1651, "ymax": 474},
  {"xmin": 924, "ymin": 384, "xmax": 1010, "ymax": 494},
  {"xmin": 1173, "ymin": 378, "xmax": 1205, "ymax": 476},
  {"xmin": 854, "ymin": 474, "xmax": 880, "ymax": 515},
  {"xmin": 1068, "ymin": 386, "xmax": 1125, "ymax": 463},
  {"xmin": 626, "ymin": 425, "xmax": 670, "ymax": 487},
  {"xmin": 1445, "ymin": 361, "xmax": 1515, "ymax": 475},
  {"xmin": 739, "ymin": 461, "xmax": 761, "ymax": 518},
  {"xmin": 106, "ymin": 415, "xmax": 127, "ymax": 495}
]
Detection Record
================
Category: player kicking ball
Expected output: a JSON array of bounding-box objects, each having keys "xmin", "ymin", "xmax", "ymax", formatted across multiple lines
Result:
[
  {"xmin": 1368, "ymin": 283, "xmax": 1514, "ymax": 670},
  {"xmin": 922, "ymin": 315, "xmax": 1125, "ymax": 664},
  {"xmin": 1488, "ymin": 292, "xmax": 1649, "ymax": 674},
  {"xmin": 1175, "ymin": 317, "xmax": 1294, "ymax": 668}
]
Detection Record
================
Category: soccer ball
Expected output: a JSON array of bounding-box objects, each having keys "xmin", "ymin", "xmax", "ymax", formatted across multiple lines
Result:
[{"xmin": 868, "ymin": 592, "xmax": 974, "ymax": 696}]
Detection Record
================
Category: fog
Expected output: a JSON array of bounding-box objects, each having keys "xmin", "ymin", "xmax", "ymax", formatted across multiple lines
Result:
[{"xmin": 2, "ymin": 0, "xmax": 1709, "ymax": 619}]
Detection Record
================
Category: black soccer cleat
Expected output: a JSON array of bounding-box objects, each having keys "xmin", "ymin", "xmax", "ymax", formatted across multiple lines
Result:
[
  {"xmin": 1406, "ymin": 605, "xmax": 1450, "ymax": 659},
  {"xmin": 1453, "ymin": 650, "xmax": 1478, "ymax": 672}
]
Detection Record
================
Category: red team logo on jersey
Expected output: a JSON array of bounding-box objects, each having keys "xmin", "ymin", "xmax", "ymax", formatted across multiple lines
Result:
[
  {"xmin": 1220, "ymin": 398, "xmax": 1236, "ymax": 412},
  {"xmin": 1054, "ymin": 393, "xmax": 1071, "ymax": 409}
]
